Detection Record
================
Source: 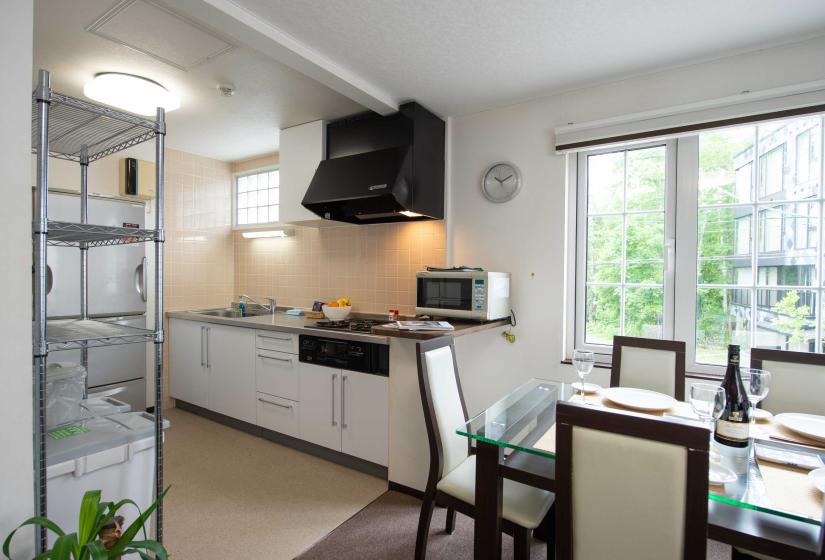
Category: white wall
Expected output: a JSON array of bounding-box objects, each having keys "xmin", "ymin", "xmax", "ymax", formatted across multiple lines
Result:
[
  {"xmin": 448, "ymin": 36, "xmax": 825, "ymax": 413},
  {"xmin": 0, "ymin": 2, "xmax": 34, "ymax": 556}
]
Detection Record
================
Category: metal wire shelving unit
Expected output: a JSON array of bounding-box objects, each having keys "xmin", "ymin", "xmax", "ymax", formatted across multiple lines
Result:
[{"xmin": 32, "ymin": 69, "xmax": 166, "ymax": 554}]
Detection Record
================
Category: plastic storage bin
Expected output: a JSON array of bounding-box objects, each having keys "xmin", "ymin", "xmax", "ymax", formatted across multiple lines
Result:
[
  {"xmin": 46, "ymin": 362, "xmax": 87, "ymax": 429},
  {"xmin": 46, "ymin": 412, "xmax": 169, "ymax": 549}
]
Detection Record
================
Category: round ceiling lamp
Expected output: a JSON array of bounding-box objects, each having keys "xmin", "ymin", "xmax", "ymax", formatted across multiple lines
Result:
[{"xmin": 83, "ymin": 72, "xmax": 180, "ymax": 116}]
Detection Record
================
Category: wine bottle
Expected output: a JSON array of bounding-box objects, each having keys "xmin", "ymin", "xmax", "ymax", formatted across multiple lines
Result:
[{"xmin": 714, "ymin": 344, "xmax": 751, "ymax": 448}]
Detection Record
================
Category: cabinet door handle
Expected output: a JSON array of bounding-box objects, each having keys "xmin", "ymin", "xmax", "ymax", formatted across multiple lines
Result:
[
  {"xmin": 257, "ymin": 354, "xmax": 292, "ymax": 363},
  {"xmin": 341, "ymin": 374, "xmax": 348, "ymax": 429},
  {"xmin": 331, "ymin": 373, "xmax": 338, "ymax": 427},
  {"xmin": 200, "ymin": 326, "xmax": 205, "ymax": 367},
  {"xmin": 258, "ymin": 334, "xmax": 292, "ymax": 341},
  {"xmin": 258, "ymin": 396, "xmax": 292, "ymax": 409},
  {"xmin": 206, "ymin": 327, "xmax": 211, "ymax": 369}
]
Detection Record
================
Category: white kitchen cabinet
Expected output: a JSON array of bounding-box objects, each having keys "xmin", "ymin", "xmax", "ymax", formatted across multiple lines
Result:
[
  {"xmin": 169, "ymin": 318, "xmax": 209, "ymax": 409},
  {"xmin": 255, "ymin": 330, "xmax": 299, "ymax": 354},
  {"xmin": 206, "ymin": 324, "xmax": 256, "ymax": 424},
  {"xmin": 278, "ymin": 120, "xmax": 326, "ymax": 224},
  {"xmin": 342, "ymin": 371, "xmax": 389, "ymax": 466},
  {"xmin": 255, "ymin": 349, "xmax": 299, "ymax": 401},
  {"xmin": 298, "ymin": 362, "xmax": 341, "ymax": 451},
  {"xmin": 299, "ymin": 362, "xmax": 389, "ymax": 466},
  {"xmin": 256, "ymin": 392, "xmax": 300, "ymax": 438}
]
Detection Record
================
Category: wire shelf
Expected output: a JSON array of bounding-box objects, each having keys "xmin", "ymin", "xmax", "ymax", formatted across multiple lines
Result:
[
  {"xmin": 31, "ymin": 92, "xmax": 159, "ymax": 162},
  {"xmin": 45, "ymin": 319, "xmax": 155, "ymax": 351},
  {"xmin": 46, "ymin": 221, "xmax": 160, "ymax": 248}
]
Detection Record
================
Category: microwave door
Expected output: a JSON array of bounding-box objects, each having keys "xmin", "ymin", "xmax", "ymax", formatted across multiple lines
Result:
[{"xmin": 417, "ymin": 277, "xmax": 473, "ymax": 311}]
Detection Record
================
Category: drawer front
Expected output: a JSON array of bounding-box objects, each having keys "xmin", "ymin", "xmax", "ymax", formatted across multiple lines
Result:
[
  {"xmin": 256, "ymin": 392, "xmax": 299, "ymax": 438},
  {"xmin": 255, "ymin": 350, "xmax": 299, "ymax": 400},
  {"xmin": 255, "ymin": 330, "xmax": 299, "ymax": 354}
]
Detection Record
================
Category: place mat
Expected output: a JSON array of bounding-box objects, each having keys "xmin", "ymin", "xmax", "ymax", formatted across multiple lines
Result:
[
  {"xmin": 758, "ymin": 461, "xmax": 824, "ymax": 521},
  {"xmin": 533, "ymin": 423, "xmax": 556, "ymax": 455}
]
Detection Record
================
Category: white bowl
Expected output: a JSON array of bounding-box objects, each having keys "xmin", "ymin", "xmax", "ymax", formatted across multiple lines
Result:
[{"xmin": 322, "ymin": 305, "xmax": 352, "ymax": 321}]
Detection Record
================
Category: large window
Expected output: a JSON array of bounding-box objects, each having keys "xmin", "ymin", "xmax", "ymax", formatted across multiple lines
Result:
[
  {"xmin": 234, "ymin": 168, "xmax": 280, "ymax": 226},
  {"xmin": 573, "ymin": 115, "xmax": 824, "ymax": 372}
]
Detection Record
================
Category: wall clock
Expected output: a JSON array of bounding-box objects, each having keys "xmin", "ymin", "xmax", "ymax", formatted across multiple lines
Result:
[{"xmin": 481, "ymin": 162, "xmax": 522, "ymax": 203}]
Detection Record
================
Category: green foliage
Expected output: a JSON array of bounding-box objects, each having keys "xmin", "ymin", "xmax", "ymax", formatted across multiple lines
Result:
[
  {"xmin": 3, "ymin": 488, "xmax": 169, "ymax": 560},
  {"xmin": 771, "ymin": 290, "xmax": 813, "ymax": 347}
]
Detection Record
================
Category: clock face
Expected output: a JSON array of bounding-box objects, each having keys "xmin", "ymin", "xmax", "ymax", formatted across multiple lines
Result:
[{"xmin": 482, "ymin": 162, "xmax": 522, "ymax": 203}]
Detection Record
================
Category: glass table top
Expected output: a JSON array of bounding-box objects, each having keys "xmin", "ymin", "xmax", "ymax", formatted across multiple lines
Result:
[{"xmin": 457, "ymin": 378, "xmax": 824, "ymax": 526}]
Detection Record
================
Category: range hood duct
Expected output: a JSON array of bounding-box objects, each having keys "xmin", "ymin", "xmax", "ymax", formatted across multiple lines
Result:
[{"xmin": 302, "ymin": 102, "xmax": 445, "ymax": 225}]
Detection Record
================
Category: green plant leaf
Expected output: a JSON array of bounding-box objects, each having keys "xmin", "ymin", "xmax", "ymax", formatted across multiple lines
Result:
[
  {"xmin": 51, "ymin": 532, "xmax": 79, "ymax": 560},
  {"xmin": 125, "ymin": 540, "xmax": 168, "ymax": 560},
  {"xmin": 77, "ymin": 491, "xmax": 102, "ymax": 546},
  {"xmin": 108, "ymin": 486, "xmax": 170, "ymax": 557},
  {"xmin": 81, "ymin": 540, "xmax": 108, "ymax": 560},
  {"xmin": 3, "ymin": 516, "xmax": 66, "ymax": 559}
]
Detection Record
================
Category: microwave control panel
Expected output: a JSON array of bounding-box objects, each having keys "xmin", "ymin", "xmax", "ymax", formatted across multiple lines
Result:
[{"xmin": 473, "ymin": 278, "xmax": 486, "ymax": 311}]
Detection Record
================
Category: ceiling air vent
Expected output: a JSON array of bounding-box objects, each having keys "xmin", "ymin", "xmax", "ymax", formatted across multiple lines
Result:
[{"xmin": 86, "ymin": 0, "xmax": 233, "ymax": 71}]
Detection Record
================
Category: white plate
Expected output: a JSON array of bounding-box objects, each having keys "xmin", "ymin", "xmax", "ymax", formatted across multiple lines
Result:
[
  {"xmin": 571, "ymin": 382, "xmax": 601, "ymax": 394},
  {"xmin": 601, "ymin": 387, "xmax": 677, "ymax": 412},
  {"xmin": 709, "ymin": 463, "xmax": 737, "ymax": 485},
  {"xmin": 809, "ymin": 467, "xmax": 825, "ymax": 493},
  {"xmin": 775, "ymin": 413, "xmax": 825, "ymax": 443},
  {"xmin": 753, "ymin": 408, "xmax": 773, "ymax": 422}
]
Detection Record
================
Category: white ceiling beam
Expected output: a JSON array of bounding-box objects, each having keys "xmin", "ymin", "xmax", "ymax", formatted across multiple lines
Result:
[{"xmin": 180, "ymin": 0, "xmax": 398, "ymax": 115}]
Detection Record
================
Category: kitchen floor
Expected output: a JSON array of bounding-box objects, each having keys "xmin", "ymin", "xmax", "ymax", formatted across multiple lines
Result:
[{"xmin": 163, "ymin": 407, "xmax": 388, "ymax": 559}]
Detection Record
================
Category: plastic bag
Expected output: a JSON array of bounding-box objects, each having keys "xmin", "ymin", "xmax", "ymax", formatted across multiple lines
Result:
[{"xmin": 46, "ymin": 362, "xmax": 87, "ymax": 428}]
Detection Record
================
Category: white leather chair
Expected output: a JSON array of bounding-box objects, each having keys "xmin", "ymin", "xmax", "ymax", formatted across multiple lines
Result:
[
  {"xmin": 751, "ymin": 348, "xmax": 825, "ymax": 415},
  {"xmin": 611, "ymin": 336, "xmax": 686, "ymax": 400},
  {"xmin": 415, "ymin": 337, "xmax": 555, "ymax": 560},
  {"xmin": 555, "ymin": 401, "xmax": 709, "ymax": 560}
]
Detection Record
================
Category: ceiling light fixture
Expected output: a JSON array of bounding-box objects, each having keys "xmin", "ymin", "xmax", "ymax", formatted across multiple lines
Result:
[
  {"xmin": 83, "ymin": 73, "xmax": 180, "ymax": 116},
  {"xmin": 241, "ymin": 230, "xmax": 292, "ymax": 239}
]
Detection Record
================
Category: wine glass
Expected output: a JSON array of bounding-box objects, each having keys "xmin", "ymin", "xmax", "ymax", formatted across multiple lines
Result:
[
  {"xmin": 572, "ymin": 350, "xmax": 595, "ymax": 403},
  {"xmin": 689, "ymin": 383, "xmax": 727, "ymax": 437},
  {"xmin": 742, "ymin": 368, "xmax": 771, "ymax": 423}
]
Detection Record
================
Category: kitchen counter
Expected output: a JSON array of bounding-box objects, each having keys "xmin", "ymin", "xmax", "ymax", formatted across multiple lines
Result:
[
  {"xmin": 371, "ymin": 318, "xmax": 511, "ymax": 340},
  {"xmin": 165, "ymin": 310, "xmax": 391, "ymax": 345}
]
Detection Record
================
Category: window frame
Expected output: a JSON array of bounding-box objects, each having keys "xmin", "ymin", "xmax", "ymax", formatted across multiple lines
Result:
[
  {"xmin": 572, "ymin": 139, "xmax": 677, "ymax": 361},
  {"xmin": 232, "ymin": 165, "xmax": 281, "ymax": 229},
  {"xmin": 567, "ymin": 115, "xmax": 825, "ymax": 377}
]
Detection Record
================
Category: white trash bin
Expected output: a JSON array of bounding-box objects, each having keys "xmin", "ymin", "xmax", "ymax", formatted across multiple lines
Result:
[{"xmin": 46, "ymin": 412, "xmax": 169, "ymax": 551}]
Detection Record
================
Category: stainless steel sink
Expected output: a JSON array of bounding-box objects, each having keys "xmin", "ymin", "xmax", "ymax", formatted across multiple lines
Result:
[{"xmin": 194, "ymin": 308, "xmax": 267, "ymax": 318}]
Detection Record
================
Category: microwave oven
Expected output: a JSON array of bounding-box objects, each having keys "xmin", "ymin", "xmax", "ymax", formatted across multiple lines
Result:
[{"xmin": 415, "ymin": 271, "xmax": 510, "ymax": 321}]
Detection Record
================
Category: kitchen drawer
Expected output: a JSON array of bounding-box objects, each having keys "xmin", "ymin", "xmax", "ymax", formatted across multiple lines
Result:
[
  {"xmin": 256, "ymin": 392, "xmax": 299, "ymax": 438},
  {"xmin": 255, "ymin": 330, "xmax": 299, "ymax": 354},
  {"xmin": 255, "ymin": 350, "xmax": 299, "ymax": 400}
]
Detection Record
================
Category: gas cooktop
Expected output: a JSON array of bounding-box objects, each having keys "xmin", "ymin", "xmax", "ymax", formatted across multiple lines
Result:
[{"xmin": 313, "ymin": 319, "xmax": 386, "ymax": 334}]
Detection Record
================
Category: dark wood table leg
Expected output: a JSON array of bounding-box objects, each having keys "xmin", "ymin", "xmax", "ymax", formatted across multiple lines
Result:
[{"xmin": 475, "ymin": 440, "xmax": 504, "ymax": 560}]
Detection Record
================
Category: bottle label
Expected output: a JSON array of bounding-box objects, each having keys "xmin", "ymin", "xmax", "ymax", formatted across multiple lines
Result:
[{"xmin": 716, "ymin": 419, "xmax": 749, "ymax": 441}]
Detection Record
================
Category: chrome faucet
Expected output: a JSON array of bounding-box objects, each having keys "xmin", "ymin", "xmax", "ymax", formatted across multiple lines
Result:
[{"xmin": 239, "ymin": 294, "xmax": 276, "ymax": 318}]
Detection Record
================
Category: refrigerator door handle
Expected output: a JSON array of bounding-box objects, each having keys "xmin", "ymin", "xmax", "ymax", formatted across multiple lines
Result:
[
  {"xmin": 135, "ymin": 257, "xmax": 148, "ymax": 302},
  {"xmin": 45, "ymin": 264, "xmax": 53, "ymax": 295}
]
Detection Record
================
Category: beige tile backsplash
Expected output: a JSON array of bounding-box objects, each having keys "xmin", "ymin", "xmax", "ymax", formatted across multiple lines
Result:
[{"xmin": 234, "ymin": 221, "xmax": 446, "ymax": 316}]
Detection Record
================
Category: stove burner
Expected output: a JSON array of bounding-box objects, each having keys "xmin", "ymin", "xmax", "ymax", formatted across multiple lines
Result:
[{"xmin": 314, "ymin": 319, "xmax": 385, "ymax": 334}]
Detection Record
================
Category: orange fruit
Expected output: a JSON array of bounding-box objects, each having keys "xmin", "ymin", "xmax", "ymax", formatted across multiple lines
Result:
[{"xmin": 327, "ymin": 301, "xmax": 340, "ymax": 307}]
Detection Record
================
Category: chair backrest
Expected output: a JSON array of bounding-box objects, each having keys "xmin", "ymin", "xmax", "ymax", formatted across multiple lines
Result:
[
  {"xmin": 416, "ymin": 337, "xmax": 470, "ymax": 486},
  {"xmin": 555, "ymin": 401, "xmax": 709, "ymax": 560},
  {"xmin": 751, "ymin": 348, "xmax": 825, "ymax": 415},
  {"xmin": 611, "ymin": 336, "xmax": 686, "ymax": 400}
]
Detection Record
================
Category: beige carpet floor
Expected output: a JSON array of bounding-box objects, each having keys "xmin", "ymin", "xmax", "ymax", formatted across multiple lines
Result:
[
  {"xmin": 163, "ymin": 407, "xmax": 388, "ymax": 560},
  {"xmin": 295, "ymin": 491, "xmax": 734, "ymax": 560}
]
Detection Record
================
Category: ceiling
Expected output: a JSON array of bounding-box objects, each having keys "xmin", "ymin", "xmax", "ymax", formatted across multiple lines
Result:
[
  {"xmin": 33, "ymin": 0, "xmax": 364, "ymax": 161},
  {"xmin": 228, "ymin": 0, "xmax": 825, "ymax": 117}
]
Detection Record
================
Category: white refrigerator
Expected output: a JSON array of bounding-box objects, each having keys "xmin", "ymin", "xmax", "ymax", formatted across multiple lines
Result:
[{"xmin": 47, "ymin": 191, "xmax": 148, "ymax": 410}]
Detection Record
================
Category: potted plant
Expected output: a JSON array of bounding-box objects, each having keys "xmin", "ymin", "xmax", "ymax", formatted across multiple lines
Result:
[{"xmin": 3, "ymin": 487, "xmax": 169, "ymax": 560}]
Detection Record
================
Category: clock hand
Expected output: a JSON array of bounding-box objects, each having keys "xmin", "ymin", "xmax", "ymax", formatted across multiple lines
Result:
[{"xmin": 502, "ymin": 174, "xmax": 513, "ymax": 182}]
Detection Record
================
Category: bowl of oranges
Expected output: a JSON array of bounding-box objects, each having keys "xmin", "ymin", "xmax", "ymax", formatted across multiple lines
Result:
[{"xmin": 322, "ymin": 298, "xmax": 352, "ymax": 321}]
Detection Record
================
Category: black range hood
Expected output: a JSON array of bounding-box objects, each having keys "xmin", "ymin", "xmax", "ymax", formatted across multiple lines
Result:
[{"xmin": 302, "ymin": 102, "xmax": 445, "ymax": 224}]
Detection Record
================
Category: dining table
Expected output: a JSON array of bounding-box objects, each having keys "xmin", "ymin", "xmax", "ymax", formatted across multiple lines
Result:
[{"xmin": 456, "ymin": 379, "xmax": 825, "ymax": 560}]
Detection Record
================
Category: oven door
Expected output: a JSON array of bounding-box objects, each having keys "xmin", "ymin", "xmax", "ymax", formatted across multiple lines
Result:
[{"xmin": 416, "ymin": 276, "xmax": 483, "ymax": 318}]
